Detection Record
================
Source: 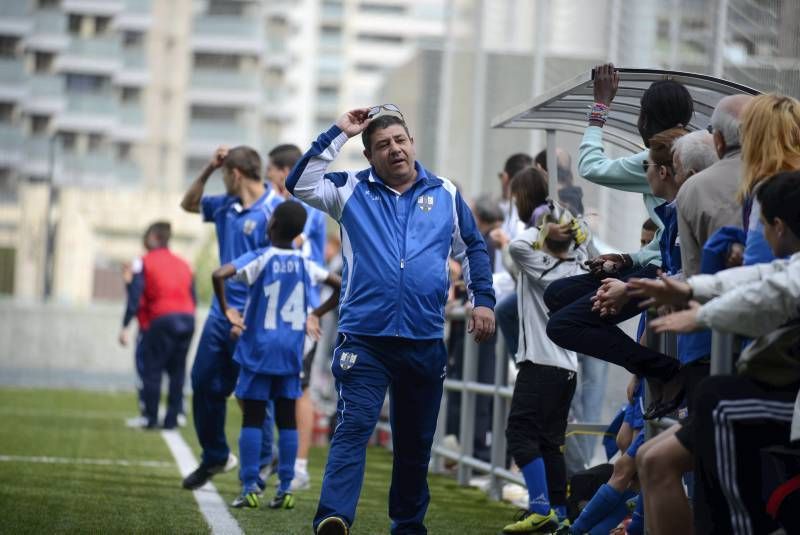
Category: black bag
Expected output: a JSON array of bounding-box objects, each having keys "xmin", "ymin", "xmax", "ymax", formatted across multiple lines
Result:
[{"xmin": 567, "ymin": 463, "xmax": 614, "ymax": 521}]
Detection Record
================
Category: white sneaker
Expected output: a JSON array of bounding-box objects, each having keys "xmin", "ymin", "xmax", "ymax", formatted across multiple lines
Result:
[
  {"xmin": 289, "ymin": 470, "xmax": 310, "ymax": 491},
  {"xmin": 125, "ymin": 416, "xmax": 148, "ymax": 428},
  {"xmin": 177, "ymin": 414, "xmax": 188, "ymax": 427},
  {"xmin": 209, "ymin": 452, "xmax": 239, "ymax": 475}
]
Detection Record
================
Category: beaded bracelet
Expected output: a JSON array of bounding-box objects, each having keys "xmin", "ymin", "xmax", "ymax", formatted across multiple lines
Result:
[{"xmin": 588, "ymin": 102, "xmax": 610, "ymax": 125}]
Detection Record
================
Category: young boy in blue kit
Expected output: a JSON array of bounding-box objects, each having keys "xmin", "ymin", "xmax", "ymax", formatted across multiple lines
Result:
[{"xmin": 212, "ymin": 201, "xmax": 341, "ymax": 509}]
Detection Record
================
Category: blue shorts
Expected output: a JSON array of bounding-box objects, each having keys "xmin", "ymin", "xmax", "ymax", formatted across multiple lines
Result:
[
  {"xmin": 626, "ymin": 430, "xmax": 646, "ymax": 458},
  {"xmin": 234, "ymin": 368, "xmax": 302, "ymax": 401},
  {"xmin": 623, "ymin": 381, "xmax": 645, "ymax": 431}
]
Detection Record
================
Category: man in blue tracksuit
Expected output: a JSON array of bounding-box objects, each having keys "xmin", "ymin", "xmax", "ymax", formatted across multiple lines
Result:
[
  {"xmin": 179, "ymin": 145, "xmax": 283, "ymax": 489},
  {"xmin": 287, "ymin": 106, "xmax": 496, "ymax": 535}
]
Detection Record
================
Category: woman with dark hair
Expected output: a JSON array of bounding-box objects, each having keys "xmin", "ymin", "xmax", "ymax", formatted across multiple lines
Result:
[{"xmin": 542, "ymin": 64, "xmax": 694, "ymax": 416}]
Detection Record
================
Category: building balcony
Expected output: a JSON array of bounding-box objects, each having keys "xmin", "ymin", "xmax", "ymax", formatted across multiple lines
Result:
[
  {"xmin": 113, "ymin": 102, "xmax": 146, "ymax": 141},
  {"xmin": 185, "ymin": 119, "xmax": 258, "ymax": 156},
  {"xmin": 25, "ymin": 10, "xmax": 69, "ymax": 51},
  {"xmin": 187, "ymin": 69, "xmax": 261, "ymax": 106},
  {"xmin": 55, "ymin": 93, "xmax": 117, "ymax": 132},
  {"xmin": 0, "ymin": 124, "xmax": 24, "ymax": 168},
  {"xmin": 23, "ymin": 74, "xmax": 66, "ymax": 115},
  {"xmin": 0, "ymin": 2, "xmax": 33, "ymax": 36},
  {"xmin": 58, "ymin": 152, "xmax": 117, "ymax": 187},
  {"xmin": 190, "ymin": 15, "xmax": 263, "ymax": 55},
  {"xmin": 0, "ymin": 58, "xmax": 27, "ymax": 101},
  {"xmin": 20, "ymin": 136, "xmax": 52, "ymax": 178},
  {"xmin": 55, "ymin": 36, "xmax": 121, "ymax": 74},
  {"xmin": 114, "ymin": 47, "xmax": 149, "ymax": 86},
  {"xmin": 114, "ymin": 159, "xmax": 141, "ymax": 186},
  {"xmin": 62, "ymin": 0, "xmax": 124, "ymax": 16},
  {"xmin": 115, "ymin": 0, "xmax": 152, "ymax": 31},
  {"xmin": 320, "ymin": 2, "xmax": 344, "ymax": 24}
]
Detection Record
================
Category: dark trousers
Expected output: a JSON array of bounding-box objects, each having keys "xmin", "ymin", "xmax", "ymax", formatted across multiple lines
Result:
[
  {"xmin": 506, "ymin": 362, "xmax": 577, "ymax": 507},
  {"xmin": 544, "ymin": 265, "xmax": 679, "ymax": 381},
  {"xmin": 691, "ymin": 375, "xmax": 798, "ymax": 535},
  {"xmin": 315, "ymin": 334, "xmax": 447, "ymax": 535},
  {"xmin": 140, "ymin": 313, "xmax": 195, "ymax": 428},
  {"xmin": 190, "ymin": 314, "xmax": 239, "ymax": 466}
]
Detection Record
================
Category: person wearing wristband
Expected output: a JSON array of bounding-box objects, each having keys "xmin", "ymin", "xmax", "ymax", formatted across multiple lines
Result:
[{"xmin": 543, "ymin": 63, "xmax": 694, "ymax": 413}]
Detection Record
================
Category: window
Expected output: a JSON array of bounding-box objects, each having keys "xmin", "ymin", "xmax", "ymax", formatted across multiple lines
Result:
[
  {"xmin": 65, "ymin": 73, "xmax": 105, "ymax": 92},
  {"xmin": 359, "ymin": 2, "xmax": 406, "ymax": 15},
  {"xmin": 207, "ymin": 0, "xmax": 244, "ymax": 16},
  {"xmin": 60, "ymin": 131, "xmax": 77, "ymax": 151},
  {"xmin": 94, "ymin": 16, "xmax": 111, "ymax": 35},
  {"xmin": 68, "ymin": 14, "xmax": 82, "ymax": 35},
  {"xmin": 120, "ymin": 86, "xmax": 141, "ymax": 102},
  {"xmin": 122, "ymin": 31, "xmax": 144, "ymax": 47},
  {"xmin": 0, "ymin": 36, "xmax": 19, "ymax": 57},
  {"xmin": 33, "ymin": 51, "xmax": 54, "ymax": 73},
  {"xmin": 30, "ymin": 115, "xmax": 50, "ymax": 134},
  {"xmin": 87, "ymin": 133, "xmax": 103, "ymax": 151},
  {"xmin": 0, "ymin": 103, "xmax": 14, "ymax": 122},
  {"xmin": 116, "ymin": 142, "xmax": 132, "ymax": 160},
  {"xmin": 193, "ymin": 53, "xmax": 239, "ymax": 70},
  {"xmin": 190, "ymin": 106, "xmax": 237, "ymax": 121},
  {"xmin": 37, "ymin": 0, "xmax": 60, "ymax": 8},
  {"xmin": 356, "ymin": 33, "xmax": 403, "ymax": 45},
  {"xmin": 355, "ymin": 62, "xmax": 382, "ymax": 72}
]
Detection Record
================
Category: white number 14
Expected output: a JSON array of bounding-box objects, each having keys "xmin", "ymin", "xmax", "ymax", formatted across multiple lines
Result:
[{"xmin": 263, "ymin": 280, "xmax": 305, "ymax": 331}]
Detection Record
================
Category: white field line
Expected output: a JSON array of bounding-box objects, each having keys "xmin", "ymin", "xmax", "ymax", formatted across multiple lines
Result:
[
  {"xmin": 0, "ymin": 406, "xmax": 134, "ymax": 419},
  {"xmin": 160, "ymin": 430, "xmax": 243, "ymax": 535},
  {"xmin": 0, "ymin": 454, "xmax": 174, "ymax": 468}
]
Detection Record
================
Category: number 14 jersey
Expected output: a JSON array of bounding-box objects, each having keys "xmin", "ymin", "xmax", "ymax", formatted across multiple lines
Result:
[{"xmin": 231, "ymin": 246, "xmax": 329, "ymax": 375}]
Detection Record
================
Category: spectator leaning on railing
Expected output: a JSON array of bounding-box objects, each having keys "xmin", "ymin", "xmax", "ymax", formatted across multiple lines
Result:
[{"xmin": 629, "ymin": 170, "xmax": 800, "ymax": 535}]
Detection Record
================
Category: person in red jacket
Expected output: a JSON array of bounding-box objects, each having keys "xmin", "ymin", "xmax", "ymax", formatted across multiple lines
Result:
[{"xmin": 119, "ymin": 221, "xmax": 196, "ymax": 429}]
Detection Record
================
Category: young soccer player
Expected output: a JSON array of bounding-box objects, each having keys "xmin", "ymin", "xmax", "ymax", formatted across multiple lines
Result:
[
  {"xmin": 212, "ymin": 201, "xmax": 341, "ymax": 509},
  {"xmin": 501, "ymin": 167, "xmax": 591, "ymax": 533}
]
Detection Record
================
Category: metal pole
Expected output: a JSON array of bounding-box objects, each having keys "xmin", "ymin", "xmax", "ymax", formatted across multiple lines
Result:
[
  {"xmin": 710, "ymin": 0, "xmax": 729, "ymax": 77},
  {"xmin": 607, "ymin": 0, "xmax": 622, "ymax": 64},
  {"xmin": 432, "ymin": 369, "xmax": 450, "ymax": 473},
  {"xmin": 710, "ymin": 329, "xmax": 734, "ymax": 375},
  {"xmin": 458, "ymin": 311, "xmax": 478, "ymax": 486},
  {"xmin": 469, "ymin": 0, "xmax": 487, "ymax": 197},
  {"xmin": 434, "ymin": 0, "xmax": 455, "ymax": 174},
  {"xmin": 488, "ymin": 335, "xmax": 508, "ymax": 500},
  {"xmin": 668, "ymin": 0, "xmax": 682, "ymax": 69},
  {"xmin": 530, "ymin": 0, "xmax": 549, "ymax": 152},
  {"xmin": 44, "ymin": 133, "xmax": 58, "ymax": 300},
  {"xmin": 546, "ymin": 129, "xmax": 558, "ymax": 200}
]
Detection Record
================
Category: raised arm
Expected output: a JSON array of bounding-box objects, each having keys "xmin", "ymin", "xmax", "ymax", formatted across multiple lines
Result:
[
  {"xmin": 181, "ymin": 147, "xmax": 227, "ymax": 213},
  {"xmin": 286, "ymin": 109, "xmax": 370, "ymax": 220}
]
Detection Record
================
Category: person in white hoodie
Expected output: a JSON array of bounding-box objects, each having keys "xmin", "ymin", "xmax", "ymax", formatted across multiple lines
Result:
[
  {"xmin": 500, "ymin": 166, "xmax": 591, "ymax": 534},
  {"xmin": 629, "ymin": 170, "xmax": 800, "ymax": 535}
]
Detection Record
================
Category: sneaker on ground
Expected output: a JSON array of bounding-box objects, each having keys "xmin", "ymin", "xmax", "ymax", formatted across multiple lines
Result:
[
  {"xmin": 231, "ymin": 490, "xmax": 259, "ymax": 508},
  {"xmin": 289, "ymin": 470, "xmax": 311, "ymax": 491},
  {"xmin": 268, "ymin": 490, "xmax": 296, "ymax": 509},
  {"xmin": 316, "ymin": 516, "xmax": 350, "ymax": 535},
  {"xmin": 502, "ymin": 509, "xmax": 559, "ymax": 534},
  {"xmin": 125, "ymin": 416, "xmax": 148, "ymax": 428},
  {"xmin": 181, "ymin": 453, "xmax": 238, "ymax": 490}
]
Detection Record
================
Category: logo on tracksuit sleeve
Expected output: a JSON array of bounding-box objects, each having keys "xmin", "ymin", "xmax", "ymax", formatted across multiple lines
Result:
[{"xmin": 339, "ymin": 352, "xmax": 358, "ymax": 370}]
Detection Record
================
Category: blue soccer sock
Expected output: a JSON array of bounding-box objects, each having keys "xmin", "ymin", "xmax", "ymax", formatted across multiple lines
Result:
[
  {"xmin": 555, "ymin": 505, "xmax": 567, "ymax": 522},
  {"xmin": 627, "ymin": 493, "xmax": 645, "ymax": 535},
  {"xmin": 238, "ymin": 426, "xmax": 263, "ymax": 493},
  {"xmin": 277, "ymin": 428, "xmax": 298, "ymax": 493},
  {"xmin": 520, "ymin": 458, "xmax": 550, "ymax": 515},
  {"xmin": 571, "ymin": 484, "xmax": 624, "ymax": 534},
  {"xmin": 588, "ymin": 496, "xmax": 630, "ymax": 535}
]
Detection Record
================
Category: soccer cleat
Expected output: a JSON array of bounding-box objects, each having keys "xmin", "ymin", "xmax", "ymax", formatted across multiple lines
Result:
[
  {"xmin": 268, "ymin": 490, "xmax": 295, "ymax": 509},
  {"xmin": 290, "ymin": 470, "xmax": 311, "ymax": 491},
  {"xmin": 316, "ymin": 516, "xmax": 349, "ymax": 535},
  {"xmin": 231, "ymin": 491, "xmax": 259, "ymax": 509},
  {"xmin": 553, "ymin": 523, "xmax": 574, "ymax": 535},
  {"xmin": 182, "ymin": 453, "xmax": 238, "ymax": 490},
  {"xmin": 502, "ymin": 509, "xmax": 559, "ymax": 533}
]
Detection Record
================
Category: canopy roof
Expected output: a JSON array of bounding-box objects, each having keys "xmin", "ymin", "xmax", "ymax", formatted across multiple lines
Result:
[{"xmin": 491, "ymin": 68, "xmax": 761, "ymax": 151}]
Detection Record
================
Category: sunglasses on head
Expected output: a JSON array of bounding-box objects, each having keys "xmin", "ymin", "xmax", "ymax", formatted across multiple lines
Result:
[{"xmin": 367, "ymin": 103, "xmax": 404, "ymax": 120}]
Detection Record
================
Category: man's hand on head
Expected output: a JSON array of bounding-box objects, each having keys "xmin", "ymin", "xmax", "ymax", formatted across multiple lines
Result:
[
  {"xmin": 210, "ymin": 146, "xmax": 228, "ymax": 169},
  {"xmin": 468, "ymin": 306, "xmax": 496, "ymax": 344},
  {"xmin": 336, "ymin": 108, "xmax": 372, "ymax": 138}
]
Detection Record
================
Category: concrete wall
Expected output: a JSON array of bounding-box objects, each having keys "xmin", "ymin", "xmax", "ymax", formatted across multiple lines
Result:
[{"xmin": 0, "ymin": 298, "xmax": 208, "ymax": 390}]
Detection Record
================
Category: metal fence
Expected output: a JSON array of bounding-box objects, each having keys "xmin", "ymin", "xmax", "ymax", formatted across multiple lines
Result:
[{"xmin": 374, "ymin": 305, "xmax": 738, "ymax": 503}]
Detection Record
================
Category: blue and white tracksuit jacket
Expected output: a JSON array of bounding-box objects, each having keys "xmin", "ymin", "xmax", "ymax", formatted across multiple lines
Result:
[{"xmin": 286, "ymin": 125, "xmax": 495, "ymax": 340}]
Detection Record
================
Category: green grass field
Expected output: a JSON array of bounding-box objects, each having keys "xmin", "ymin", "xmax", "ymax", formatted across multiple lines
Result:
[{"xmin": 0, "ymin": 388, "xmax": 517, "ymax": 534}]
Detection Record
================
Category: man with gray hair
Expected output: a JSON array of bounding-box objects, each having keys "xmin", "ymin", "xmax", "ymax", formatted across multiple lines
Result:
[{"xmin": 674, "ymin": 94, "xmax": 753, "ymax": 276}]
